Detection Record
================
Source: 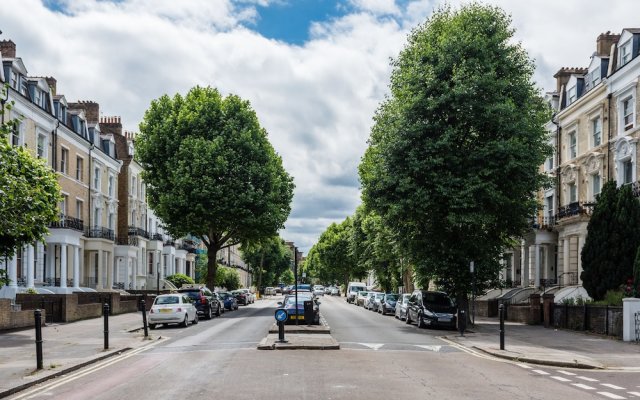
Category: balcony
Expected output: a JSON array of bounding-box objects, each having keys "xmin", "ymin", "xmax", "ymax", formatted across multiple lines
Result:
[
  {"xmin": 128, "ymin": 225, "xmax": 149, "ymax": 239},
  {"xmin": 85, "ymin": 227, "xmax": 116, "ymax": 241},
  {"xmin": 179, "ymin": 243, "xmax": 197, "ymax": 253},
  {"xmin": 555, "ymin": 202, "xmax": 595, "ymax": 222},
  {"xmin": 49, "ymin": 214, "xmax": 84, "ymax": 232},
  {"xmin": 117, "ymin": 236, "xmax": 139, "ymax": 246},
  {"xmin": 530, "ymin": 216, "xmax": 555, "ymax": 230},
  {"xmin": 164, "ymin": 239, "xmax": 175, "ymax": 247},
  {"xmin": 150, "ymin": 233, "xmax": 164, "ymax": 241}
]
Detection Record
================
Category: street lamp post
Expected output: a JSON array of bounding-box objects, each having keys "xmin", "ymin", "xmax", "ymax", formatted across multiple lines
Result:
[
  {"xmin": 294, "ymin": 246, "xmax": 298, "ymax": 326},
  {"xmin": 470, "ymin": 261, "xmax": 475, "ymax": 326}
]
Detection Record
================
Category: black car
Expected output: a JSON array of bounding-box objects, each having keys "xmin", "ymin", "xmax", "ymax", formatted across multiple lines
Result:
[
  {"xmin": 379, "ymin": 293, "xmax": 398, "ymax": 315},
  {"xmin": 177, "ymin": 286, "xmax": 222, "ymax": 319},
  {"xmin": 405, "ymin": 290, "xmax": 456, "ymax": 329}
]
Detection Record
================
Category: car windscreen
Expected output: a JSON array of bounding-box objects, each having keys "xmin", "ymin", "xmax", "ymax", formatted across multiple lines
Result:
[
  {"xmin": 156, "ymin": 296, "xmax": 180, "ymax": 305},
  {"xmin": 218, "ymin": 293, "xmax": 229, "ymax": 299},
  {"xmin": 358, "ymin": 291, "xmax": 368, "ymax": 296},
  {"xmin": 385, "ymin": 294, "xmax": 398, "ymax": 301},
  {"xmin": 351, "ymin": 286, "xmax": 366, "ymax": 292},
  {"xmin": 375, "ymin": 293, "xmax": 385, "ymax": 299},
  {"xmin": 180, "ymin": 292, "xmax": 200, "ymax": 300},
  {"xmin": 423, "ymin": 293, "xmax": 453, "ymax": 306}
]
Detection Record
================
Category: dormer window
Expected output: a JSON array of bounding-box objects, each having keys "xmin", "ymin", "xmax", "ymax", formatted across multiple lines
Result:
[
  {"xmin": 620, "ymin": 40, "xmax": 632, "ymax": 66},
  {"xmin": 567, "ymin": 86, "xmax": 577, "ymax": 105},
  {"xmin": 589, "ymin": 67, "xmax": 600, "ymax": 88}
]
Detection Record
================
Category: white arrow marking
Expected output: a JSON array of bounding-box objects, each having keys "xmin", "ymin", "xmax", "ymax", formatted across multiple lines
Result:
[{"xmin": 359, "ymin": 343, "xmax": 384, "ymax": 350}]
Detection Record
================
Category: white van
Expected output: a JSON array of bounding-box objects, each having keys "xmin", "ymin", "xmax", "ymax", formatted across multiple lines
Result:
[{"xmin": 346, "ymin": 282, "xmax": 367, "ymax": 303}]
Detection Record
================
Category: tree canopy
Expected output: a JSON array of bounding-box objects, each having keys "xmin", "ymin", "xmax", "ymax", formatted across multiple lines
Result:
[
  {"xmin": 241, "ymin": 236, "xmax": 292, "ymax": 291},
  {"xmin": 582, "ymin": 182, "xmax": 640, "ymax": 300},
  {"xmin": 358, "ymin": 4, "xmax": 551, "ymax": 300},
  {"xmin": 136, "ymin": 86, "xmax": 294, "ymax": 289},
  {"xmin": 0, "ymin": 94, "xmax": 61, "ymax": 258}
]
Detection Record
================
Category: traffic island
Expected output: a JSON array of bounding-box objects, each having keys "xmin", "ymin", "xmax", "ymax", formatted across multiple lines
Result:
[{"xmin": 258, "ymin": 315, "xmax": 340, "ymax": 350}]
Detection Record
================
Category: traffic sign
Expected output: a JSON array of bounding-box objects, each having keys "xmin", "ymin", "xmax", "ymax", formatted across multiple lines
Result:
[{"xmin": 275, "ymin": 308, "xmax": 288, "ymax": 322}]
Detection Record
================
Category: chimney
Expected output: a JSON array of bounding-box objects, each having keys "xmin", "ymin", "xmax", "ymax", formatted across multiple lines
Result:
[
  {"xmin": 45, "ymin": 77, "xmax": 57, "ymax": 95},
  {"xmin": 553, "ymin": 67, "xmax": 588, "ymax": 94},
  {"xmin": 100, "ymin": 116, "xmax": 123, "ymax": 136},
  {"xmin": 596, "ymin": 31, "xmax": 621, "ymax": 57},
  {"xmin": 0, "ymin": 40, "xmax": 16, "ymax": 58},
  {"xmin": 68, "ymin": 101, "xmax": 100, "ymax": 124}
]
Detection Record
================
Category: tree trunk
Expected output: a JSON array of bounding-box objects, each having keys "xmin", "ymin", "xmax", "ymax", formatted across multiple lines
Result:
[
  {"xmin": 206, "ymin": 244, "xmax": 220, "ymax": 290},
  {"xmin": 257, "ymin": 251, "xmax": 265, "ymax": 296}
]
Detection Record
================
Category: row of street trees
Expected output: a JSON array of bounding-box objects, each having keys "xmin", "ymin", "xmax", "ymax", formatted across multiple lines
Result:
[{"xmin": 307, "ymin": 4, "xmax": 551, "ymax": 308}]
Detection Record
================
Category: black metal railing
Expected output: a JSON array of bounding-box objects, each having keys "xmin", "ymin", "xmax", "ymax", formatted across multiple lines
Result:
[
  {"xmin": 556, "ymin": 202, "xmax": 595, "ymax": 221},
  {"xmin": 85, "ymin": 227, "xmax": 116, "ymax": 240},
  {"xmin": 558, "ymin": 272, "xmax": 578, "ymax": 286},
  {"xmin": 113, "ymin": 282, "xmax": 125, "ymax": 290},
  {"xmin": 49, "ymin": 214, "xmax": 84, "ymax": 232},
  {"xmin": 164, "ymin": 239, "xmax": 175, "ymax": 247},
  {"xmin": 117, "ymin": 236, "xmax": 139, "ymax": 246},
  {"xmin": 531, "ymin": 216, "xmax": 556, "ymax": 229},
  {"xmin": 150, "ymin": 233, "xmax": 164, "ymax": 241},
  {"xmin": 179, "ymin": 243, "xmax": 197, "ymax": 253},
  {"xmin": 128, "ymin": 225, "xmax": 149, "ymax": 239}
]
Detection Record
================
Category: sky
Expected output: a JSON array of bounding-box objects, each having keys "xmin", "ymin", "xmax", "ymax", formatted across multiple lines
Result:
[{"xmin": 1, "ymin": 0, "xmax": 640, "ymax": 254}]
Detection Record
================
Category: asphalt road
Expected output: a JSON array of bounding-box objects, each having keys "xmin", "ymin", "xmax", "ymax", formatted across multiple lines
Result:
[{"xmin": 7, "ymin": 294, "xmax": 636, "ymax": 400}]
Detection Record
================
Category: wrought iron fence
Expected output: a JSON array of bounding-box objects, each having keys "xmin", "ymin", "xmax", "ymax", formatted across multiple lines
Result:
[
  {"xmin": 49, "ymin": 214, "xmax": 84, "ymax": 232},
  {"xmin": 85, "ymin": 227, "xmax": 116, "ymax": 240},
  {"xmin": 150, "ymin": 233, "xmax": 164, "ymax": 241},
  {"xmin": 556, "ymin": 202, "xmax": 595, "ymax": 221},
  {"xmin": 128, "ymin": 225, "xmax": 150, "ymax": 238},
  {"xmin": 116, "ymin": 236, "xmax": 139, "ymax": 246},
  {"xmin": 531, "ymin": 216, "xmax": 556, "ymax": 229},
  {"xmin": 635, "ymin": 312, "xmax": 640, "ymax": 343}
]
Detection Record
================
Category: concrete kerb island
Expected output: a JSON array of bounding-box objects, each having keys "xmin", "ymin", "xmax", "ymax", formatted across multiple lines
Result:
[{"xmin": 257, "ymin": 318, "xmax": 340, "ymax": 350}]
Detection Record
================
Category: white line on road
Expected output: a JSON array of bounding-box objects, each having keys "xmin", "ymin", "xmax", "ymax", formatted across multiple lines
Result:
[
  {"xmin": 532, "ymin": 369, "xmax": 550, "ymax": 375},
  {"xmin": 517, "ymin": 364, "xmax": 532, "ymax": 369},
  {"xmin": 627, "ymin": 392, "xmax": 640, "ymax": 396},
  {"xmin": 415, "ymin": 345, "xmax": 442, "ymax": 352},
  {"xmin": 572, "ymin": 383, "xmax": 596, "ymax": 390},
  {"xmin": 557, "ymin": 370, "xmax": 576, "ymax": 376},
  {"xmin": 358, "ymin": 343, "xmax": 384, "ymax": 350},
  {"xmin": 578, "ymin": 376, "xmax": 600, "ymax": 382},
  {"xmin": 601, "ymin": 384, "xmax": 626, "ymax": 390},
  {"xmin": 597, "ymin": 392, "xmax": 626, "ymax": 399},
  {"xmin": 551, "ymin": 376, "xmax": 572, "ymax": 382}
]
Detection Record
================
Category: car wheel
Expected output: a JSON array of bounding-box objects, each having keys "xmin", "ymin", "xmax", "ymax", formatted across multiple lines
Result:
[
  {"xmin": 405, "ymin": 311, "xmax": 412, "ymax": 325},
  {"xmin": 182, "ymin": 315, "xmax": 189, "ymax": 328},
  {"xmin": 206, "ymin": 306, "xmax": 213, "ymax": 320},
  {"xmin": 193, "ymin": 313, "xmax": 199, "ymax": 325},
  {"xmin": 418, "ymin": 312, "xmax": 427, "ymax": 328},
  {"xmin": 216, "ymin": 305, "xmax": 221, "ymax": 316},
  {"xmin": 149, "ymin": 323, "xmax": 156, "ymax": 330}
]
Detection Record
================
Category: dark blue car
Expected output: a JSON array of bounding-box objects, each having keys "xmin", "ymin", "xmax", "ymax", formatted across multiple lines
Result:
[{"xmin": 218, "ymin": 291, "xmax": 239, "ymax": 311}]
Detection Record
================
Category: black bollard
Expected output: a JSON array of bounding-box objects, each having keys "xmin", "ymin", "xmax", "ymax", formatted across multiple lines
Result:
[
  {"xmin": 278, "ymin": 320, "xmax": 285, "ymax": 342},
  {"xmin": 141, "ymin": 299, "xmax": 149, "ymax": 337},
  {"xmin": 499, "ymin": 303, "xmax": 505, "ymax": 350},
  {"xmin": 34, "ymin": 309, "xmax": 43, "ymax": 370},
  {"xmin": 103, "ymin": 303, "xmax": 110, "ymax": 350},
  {"xmin": 458, "ymin": 309, "xmax": 466, "ymax": 336}
]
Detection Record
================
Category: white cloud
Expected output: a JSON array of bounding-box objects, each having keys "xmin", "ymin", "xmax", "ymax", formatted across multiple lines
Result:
[{"xmin": 3, "ymin": 0, "xmax": 640, "ymax": 254}]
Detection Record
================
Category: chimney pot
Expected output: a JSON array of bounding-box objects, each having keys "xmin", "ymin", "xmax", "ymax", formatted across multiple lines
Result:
[{"xmin": 0, "ymin": 40, "xmax": 16, "ymax": 58}]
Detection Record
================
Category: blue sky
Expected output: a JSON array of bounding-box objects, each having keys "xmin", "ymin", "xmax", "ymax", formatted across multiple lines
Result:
[{"xmin": 5, "ymin": 0, "xmax": 640, "ymax": 254}]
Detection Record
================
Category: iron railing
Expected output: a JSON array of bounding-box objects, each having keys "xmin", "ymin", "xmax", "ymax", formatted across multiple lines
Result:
[
  {"xmin": 531, "ymin": 216, "xmax": 556, "ymax": 229},
  {"xmin": 164, "ymin": 239, "xmax": 175, "ymax": 247},
  {"xmin": 49, "ymin": 214, "xmax": 84, "ymax": 232},
  {"xmin": 117, "ymin": 236, "xmax": 139, "ymax": 246},
  {"xmin": 85, "ymin": 227, "xmax": 116, "ymax": 241},
  {"xmin": 558, "ymin": 272, "xmax": 578, "ymax": 286},
  {"xmin": 556, "ymin": 202, "xmax": 595, "ymax": 221},
  {"xmin": 150, "ymin": 233, "xmax": 164, "ymax": 241},
  {"xmin": 128, "ymin": 225, "xmax": 149, "ymax": 238}
]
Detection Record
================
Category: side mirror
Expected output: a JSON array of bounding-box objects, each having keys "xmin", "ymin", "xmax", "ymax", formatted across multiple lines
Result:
[
  {"xmin": 277, "ymin": 301, "xmax": 282, "ymax": 306},
  {"xmin": 316, "ymin": 301, "xmax": 321, "ymax": 305}
]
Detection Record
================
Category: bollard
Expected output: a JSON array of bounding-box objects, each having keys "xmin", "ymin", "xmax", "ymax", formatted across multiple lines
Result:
[
  {"xmin": 103, "ymin": 303, "xmax": 110, "ymax": 350},
  {"xmin": 34, "ymin": 309, "xmax": 43, "ymax": 370},
  {"xmin": 275, "ymin": 308, "xmax": 288, "ymax": 343},
  {"xmin": 141, "ymin": 299, "xmax": 149, "ymax": 337},
  {"xmin": 499, "ymin": 303, "xmax": 505, "ymax": 350},
  {"xmin": 458, "ymin": 309, "xmax": 466, "ymax": 336},
  {"xmin": 278, "ymin": 320, "xmax": 285, "ymax": 342}
]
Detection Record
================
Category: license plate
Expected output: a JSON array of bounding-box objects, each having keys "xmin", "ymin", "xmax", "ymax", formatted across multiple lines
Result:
[
  {"xmin": 289, "ymin": 315, "xmax": 302, "ymax": 319},
  {"xmin": 439, "ymin": 317, "xmax": 451, "ymax": 322},
  {"xmin": 160, "ymin": 309, "xmax": 172, "ymax": 313}
]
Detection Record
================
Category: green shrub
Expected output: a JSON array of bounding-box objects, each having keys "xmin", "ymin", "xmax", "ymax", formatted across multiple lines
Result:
[
  {"xmin": 25, "ymin": 287, "xmax": 38, "ymax": 294},
  {"xmin": 166, "ymin": 273, "xmax": 195, "ymax": 288},
  {"xmin": 560, "ymin": 297, "xmax": 575, "ymax": 306}
]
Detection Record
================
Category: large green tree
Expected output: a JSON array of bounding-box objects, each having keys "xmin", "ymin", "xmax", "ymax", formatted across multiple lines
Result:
[
  {"xmin": 359, "ymin": 4, "xmax": 551, "ymax": 304},
  {"xmin": 241, "ymin": 236, "xmax": 292, "ymax": 292},
  {"xmin": 136, "ymin": 86, "xmax": 294, "ymax": 290},
  {"xmin": 0, "ymin": 95, "xmax": 61, "ymax": 258},
  {"xmin": 582, "ymin": 182, "xmax": 640, "ymax": 300}
]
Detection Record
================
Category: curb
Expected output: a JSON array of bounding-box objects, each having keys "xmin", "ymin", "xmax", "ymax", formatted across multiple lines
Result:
[
  {"xmin": 471, "ymin": 346, "xmax": 604, "ymax": 370},
  {"xmin": 0, "ymin": 347, "xmax": 132, "ymax": 399}
]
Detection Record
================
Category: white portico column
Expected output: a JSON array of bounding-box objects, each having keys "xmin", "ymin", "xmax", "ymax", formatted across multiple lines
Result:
[
  {"xmin": 577, "ymin": 235, "xmax": 585, "ymax": 285},
  {"xmin": 106, "ymin": 252, "xmax": 114, "ymax": 290},
  {"xmin": 534, "ymin": 244, "xmax": 541, "ymax": 288},
  {"xmin": 46, "ymin": 243, "xmax": 55, "ymax": 284},
  {"xmin": 563, "ymin": 238, "xmax": 570, "ymax": 285},
  {"xmin": 73, "ymin": 246, "xmax": 80, "ymax": 289},
  {"xmin": 26, "ymin": 244, "xmax": 35, "ymax": 288},
  {"xmin": 8, "ymin": 254, "xmax": 18, "ymax": 288},
  {"xmin": 60, "ymin": 244, "xmax": 68, "ymax": 288},
  {"xmin": 97, "ymin": 249, "xmax": 104, "ymax": 289}
]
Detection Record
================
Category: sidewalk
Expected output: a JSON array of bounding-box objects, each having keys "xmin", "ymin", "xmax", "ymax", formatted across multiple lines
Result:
[
  {"xmin": 443, "ymin": 317, "xmax": 640, "ymax": 370},
  {"xmin": 0, "ymin": 312, "xmax": 150, "ymax": 398}
]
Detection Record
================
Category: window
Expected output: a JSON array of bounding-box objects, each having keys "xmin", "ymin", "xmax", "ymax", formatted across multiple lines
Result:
[
  {"xmin": 131, "ymin": 176, "xmax": 137, "ymax": 196},
  {"xmin": 93, "ymin": 166, "xmax": 101, "ymax": 190},
  {"xmin": 108, "ymin": 212, "xmax": 114, "ymax": 230},
  {"xmin": 76, "ymin": 157, "xmax": 84, "ymax": 181},
  {"xmin": 569, "ymin": 131, "xmax": 577, "ymax": 159},
  {"xmin": 60, "ymin": 195, "xmax": 68, "ymax": 216},
  {"xmin": 60, "ymin": 148, "xmax": 69, "ymax": 174},
  {"xmin": 592, "ymin": 117, "xmax": 601, "ymax": 147},
  {"xmin": 37, "ymin": 133, "xmax": 47, "ymax": 159},
  {"xmin": 93, "ymin": 206, "xmax": 101, "ymax": 228},
  {"xmin": 546, "ymin": 196, "xmax": 554, "ymax": 218},
  {"xmin": 567, "ymin": 86, "xmax": 577, "ymax": 104},
  {"xmin": 569, "ymin": 183, "xmax": 577, "ymax": 203},
  {"xmin": 33, "ymin": 89, "xmax": 42, "ymax": 107},
  {"xmin": 108, "ymin": 175, "xmax": 114, "ymax": 197},
  {"xmin": 76, "ymin": 200, "xmax": 83, "ymax": 220},
  {"xmin": 11, "ymin": 120, "xmax": 22, "ymax": 147},
  {"xmin": 620, "ymin": 40, "xmax": 632, "ymax": 66},
  {"xmin": 546, "ymin": 156, "xmax": 554, "ymax": 171},
  {"xmin": 10, "ymin": 71, "xmax": 17, "ymax": 89},
  {"xmin": 623, "ymin": 97, "xmax": 634, "ymax": 131},
  {"xmin": 592, "ymin": 174, "xmax": 601, "ymax": 199},
  {"xmin": 624, "ymin": 159, "xmax": 633, "ymax": 184},
  {"xmin": 148, "ymin": 253, "xmax": 154, "ymax": 275},
  {"xmin": 590, "ymin": 68, "xmax": 601, "ymax": 88}
]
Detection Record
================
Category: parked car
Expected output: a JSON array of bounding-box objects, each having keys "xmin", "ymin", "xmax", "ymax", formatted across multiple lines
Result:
[
  {"xmin": 279, "ymin": 293, "xmax": 320, "ymax": 325},
  {"xmin": 395, "ymin": 294, "xmax": 411, "ymax": 320},
  {"xmin": 282, "ymin": 285, "xmax": 293, "ymax": 295},
  {"xmin": 406, "ymin": 290, "xmax": 457, "ymax": 329},
  {"xmin": 379, "ymin": 293, "xmax": 398, "ymax": 315},
  {"xmin": 313, "ymin": 285, "xmax": 325, "ymax": 296},
  {"xmin": 148, "ymin": 294, "xmax": 198, "ymax": 329},
  {"xmin": 329, "ymin": 286, "xmax": 340, "ymax": 296},
  {"xmin": 356, "ymin": 291, "xmax": 369, "ymax": 307},
  {"xmin": 218, "ymin": 291, "xmax": 239, "ymax": 311},
  {"xmin": 236, "ymin": 288, "xmax": 255, "ymax": 304},
  {"xmin": 232, "ymin": 290, "xmax": 250, "ymax": 305},
  {"xmin": 347, "ymin": 282, "xmax": 367, "ymax": 303},
  {"xmin": 364, "ymin": 292, "xmax": 377, "ymax": 310},
  {"xmin": 264, "ymin": 287, "xmax": 276, "ymax": 296},
  {"xmin": 177, "ymin": 286, "xmax": 221, "ymax": 319}
]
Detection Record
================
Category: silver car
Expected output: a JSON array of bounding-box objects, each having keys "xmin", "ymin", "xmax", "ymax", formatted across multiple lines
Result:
[
  {"xmin": 395, "ymin": 293, "xmax": 411, "ymax": 321},
  {"xmin": 148, "ymin": 294, "xmax": 198, "ymax": 329}
]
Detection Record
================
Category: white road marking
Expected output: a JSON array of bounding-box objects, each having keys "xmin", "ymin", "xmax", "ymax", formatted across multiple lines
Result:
[
  {"xmin": 517, "ymin": 364, "xmax": 532, "ymax": 369},
  {"xmin": 358, "ymin": 343, "xmax": 384, "ymax": 350},
  {"xmin": 597, "ymin": 392, "xmax": 626, "ymax": 399},
  {"xmin": 532, "ymin": 369, "xmax": 549, "ymax": 375},
  {"xmin": 578, "ymin": 376, "xmax": 600, "ymax": 382},
  {"xmin": 573, "ymin": 383, "xmax": 596, "ymax": 390},
  {"xmin": 415, "ymin": 345, "xmax": 442, "ymax": 352},
  {"xmin": 551, "ymin": 376, "xmax": 572, "ymax": 382},
  {"xmin": 557, "ymin": 370, "xmax": 576, "ymax": 376},
  {"xmin": 601, "ymin": 384, "xmax": 626, "ymax": 390},
  {"xmin": 627, "ymin": 392, "xmax": 640, "ymax": 397}
]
